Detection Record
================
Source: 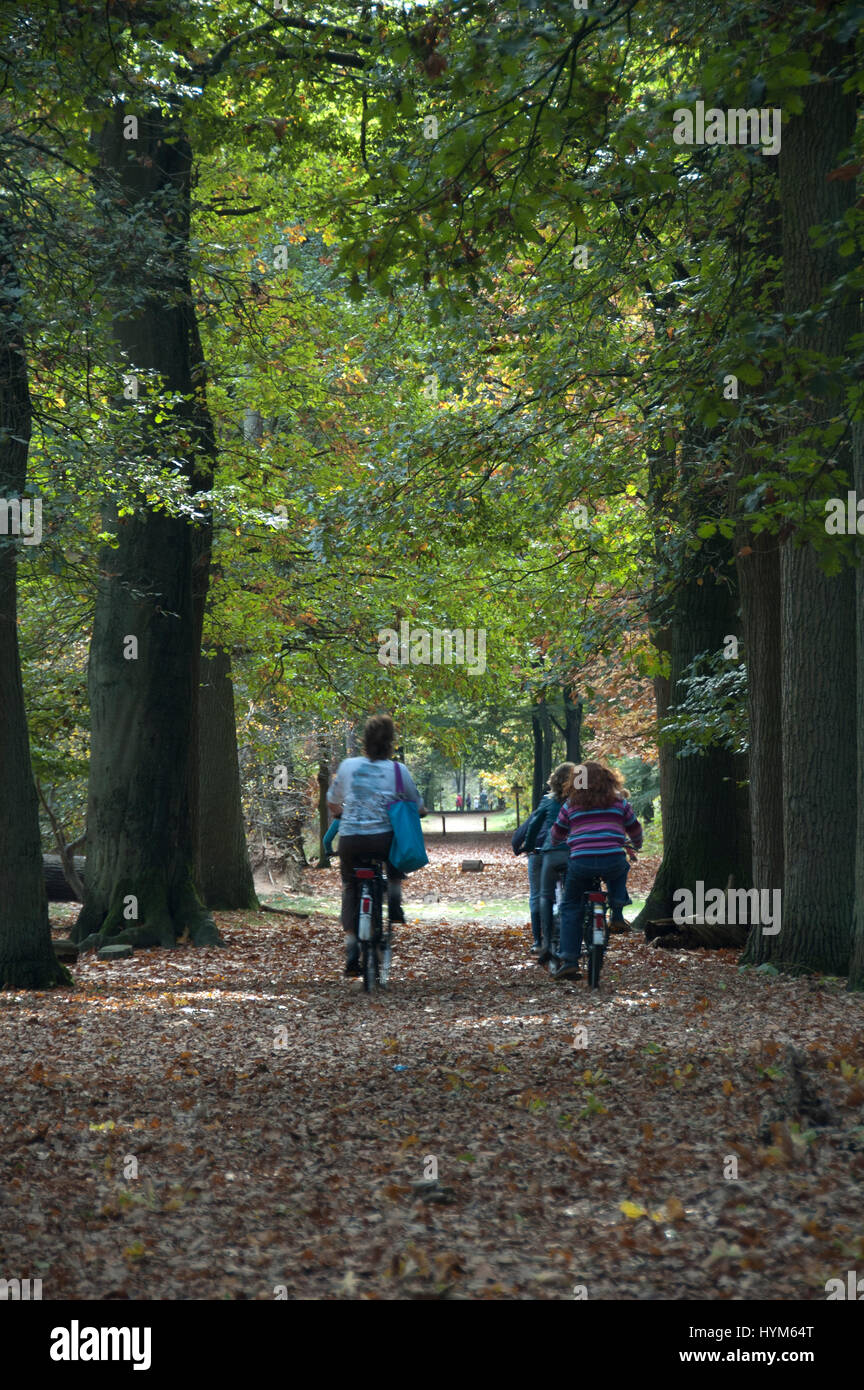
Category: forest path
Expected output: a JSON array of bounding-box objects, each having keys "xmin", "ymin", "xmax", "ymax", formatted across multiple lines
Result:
[
  {"xmin": 2, "ymin": 899, "xmax": 862, "ymax": 1299},
  {"xmin": 262, "ymin": 832, "xmax": 661, "ymax": 923}
]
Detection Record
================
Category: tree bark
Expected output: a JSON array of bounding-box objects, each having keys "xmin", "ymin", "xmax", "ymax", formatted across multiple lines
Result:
[
  {"xmin": 541, "ymin": 702, "xmax": 553, "ymax": 787},
  {"xmin": 0, "ymin": 223, "xmax": 69, "ymax": 988},
  {"xmin": 74, "ymin": 105, "xmax": 220, "ymax": 950},
  {"xmin": 531, "ymin": 702, "xmax": 545, "ymax": 809},
  {"xmin": 736, "ymin": 169, "xmax": 786, "ymax": 965},
  {"xmin": 196, "ymin": 648, "xmax": 257, "ymax": 909},
  {"xmin": 737, "ymin": 530, "xmax": 785, "ymax": 963},
  {"xmin": 316, "ymin": 735, "xmax": 332, "ymax": 868},
  {"xmin": 766, "ymin": 50, "xmax": 858, "ymax": 974},
  {"xmin": 563, "ymin": 686, "xmax": 583, "ymax": 763},
  {"xmin": 633, "ymin": 552, "xmax": 750, "ymax": 929},
  {"xmin": 849, "ymin": 416, "xmax": 864, "ymax": 989},
  {"xmin": 652, "ymin": 626, "xmax": 673, "ymax": 845},
  {"xmin": 646, "ymin": 452, "xmax": 675, "ymax": 846}
]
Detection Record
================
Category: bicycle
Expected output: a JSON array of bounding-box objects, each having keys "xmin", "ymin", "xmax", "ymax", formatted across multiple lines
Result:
[
  {"xmin": 583, "ymin": 879, "xmax": 610, "ymax": 990},
  {"xmin": 548, "ymin": 873, "xmax": 610, "ymax": 989},
  {"xmin": 354, "ymin": 857, "xmax": 393, "ymax": 994}
]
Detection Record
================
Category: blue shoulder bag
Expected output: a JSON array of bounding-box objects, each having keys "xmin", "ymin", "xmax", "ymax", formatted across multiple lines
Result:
[{"xmin": 387, "ymin": 761, "xmax": 429, "ymax": 874}]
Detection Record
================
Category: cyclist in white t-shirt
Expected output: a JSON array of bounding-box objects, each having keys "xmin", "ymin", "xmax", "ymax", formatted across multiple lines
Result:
[{"xmin": 327, "ymin": 714, "xmax": 425, "ymax": 975}]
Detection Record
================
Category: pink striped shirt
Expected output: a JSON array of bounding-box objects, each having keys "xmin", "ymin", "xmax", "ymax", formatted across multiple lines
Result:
[{"xmin": 548, "ymin": 798, "xmax": 643, "ymax": 858}]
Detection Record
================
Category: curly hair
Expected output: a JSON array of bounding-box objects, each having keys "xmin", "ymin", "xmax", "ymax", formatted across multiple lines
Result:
[
  {"xmin": 565, "ymin": 760, "xmax": 628, "ymax": 810},
  {"xmin": 363, "ymin": 714, "xmax": 395, "ymax": 761},
  {"xmin": 548, "ymin": 762, "xmax": 576, "ymax": 799}
]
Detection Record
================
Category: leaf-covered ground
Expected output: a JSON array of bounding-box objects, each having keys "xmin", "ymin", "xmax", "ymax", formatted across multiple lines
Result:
[{"xmin": 2, "ymin": 836, "xmax": 864, "ymax": 1300}]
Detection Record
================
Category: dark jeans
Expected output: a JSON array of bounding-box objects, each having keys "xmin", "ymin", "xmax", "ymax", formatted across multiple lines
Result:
[
  {"xmin": 539, "ymin": 845, "xmax": 569, "ymax": 948},
  {"xmin": 527, "ymin": 852, "xmax": 543, "ymax": 944},
  {"xmin": 559, "ymin": 853, "xmax": 630, "ymax": 964},
  {"xmin": 338, "ymin": 832, "xmax": 404, "ymax": 934}
]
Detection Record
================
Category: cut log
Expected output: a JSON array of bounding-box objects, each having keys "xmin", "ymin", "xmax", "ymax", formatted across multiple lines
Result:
[
  {"xmin": 44, "ymin": 855, "xmax": 86, "ymax": 902},
  {"xmin": 460, "ymin": 860, "xmax": 484, "ymax": 873},
  {"xmin": 97, "ymin": 943, "xmax": 134, "ymax": 960},
  {"xmin": 52, "ymin": 939, "xmax": 79, "ymax": 962}
]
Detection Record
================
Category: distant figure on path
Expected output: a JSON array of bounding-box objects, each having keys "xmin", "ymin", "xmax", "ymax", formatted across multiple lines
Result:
[
  {"xmin": 465, "ymin": 793, "xmax": 472, "ymax": 811},
  {"xmin": 455, "ymin": 793, "xmax": 463, "ymax": 811}
]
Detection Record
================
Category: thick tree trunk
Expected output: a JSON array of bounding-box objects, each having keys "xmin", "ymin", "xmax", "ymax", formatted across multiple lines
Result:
[
  {"xmin": 647, "ymin": 454, "xmax": 674, "ymax": 846},
  {"xmin": 196, "ymin": 648, "xmax": 257, "ymax": 909},
  {"xmin": 849, "ymin": 417, "xmax": 864, "ymax": 989},
  {"xmin": 736, "ymin": 170, "xmax": 786, "ymax": 966},
  {"xmin": 634, "ymin": 557, "xmax": 750, "ymax": 929},
  {"xmin": 652, "ymin": 628, "xmax": 673, "ymax": 845},
  {"xmin": 74, "ymin": 105, "xmax": 220, "ymax": 950},
  {"xmin": 766, "ymin": 53, "xmax": 857, "ymax": 975},
  {"xmin": 0, "ymin": 225, "xmax": 69, "ymax": 988},
  {"xmin": 738, "ymin": 530, "xmax": 785, "ymax": 964}
]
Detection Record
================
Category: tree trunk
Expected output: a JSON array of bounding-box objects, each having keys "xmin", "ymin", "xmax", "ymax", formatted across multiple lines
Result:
[
  {"xmin": 0, "ymin": 223, "xmax": 69, "ymax": 988},
  {"xmin": 633, "ymin": 557, "xmax": 750, "ymax": 929},
  {"xmin": 531, "ymin": 703, "xmax": 545, "ymax": 810},
  {"xmin": 541, "ymin": 703, "xmax": 553, "ymax": 787},
  {"xmin": 652, "ymin": 627, "xmax": 673, "ymax": 845},
  {"xmin": 849, "ymin": 416, "xmax": 864, "ymax": 989},
  {"xmin": 647, "ymin": 453, "xmax": 675, "ymax": 846},
  {"xmin": 737, "ymin": 532, "xmax": 785, "ymax": 963},
  {"xmin": 196, "ymin": 648, "xmax": 257, "ymax": 909},
  {"xmin": 563, "ymin": 686, "xmax": 582, "ymax": 763},
  {"xmin": 766, "ymin": 51, "xmax": 857, "ymax": 975},
  {"xmin": 736, "ymin": 169, "xmax": 786, "ymax": 966},
  {"xmin": 74, "ymin": 105, "xmax": 220, "ymax": 950},
  {"xmin": 316, "ymin": 736, "xmax": 332, "ymax": 868}
]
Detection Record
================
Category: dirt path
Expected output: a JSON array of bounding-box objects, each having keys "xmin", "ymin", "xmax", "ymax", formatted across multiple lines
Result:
[{"xmin": 2, "ymin": 899, "xmax": 863, "ymax": 1300}]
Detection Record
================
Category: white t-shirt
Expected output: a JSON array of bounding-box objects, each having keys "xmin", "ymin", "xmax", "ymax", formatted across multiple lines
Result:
[{"xmin": 328, "ymin": 757, "xmax": 421, "ymax": 836}]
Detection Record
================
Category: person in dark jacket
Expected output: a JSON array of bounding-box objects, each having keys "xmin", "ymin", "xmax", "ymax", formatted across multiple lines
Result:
[{"xmin": 522, "ymin": 762, "xmax": 575, "ymax": 956}]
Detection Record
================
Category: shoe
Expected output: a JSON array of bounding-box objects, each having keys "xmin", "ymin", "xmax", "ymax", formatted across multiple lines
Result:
[
  {"xmin": 550, "ymin": 960, "xmax": 582, "ymax": 981},
  {"xmin": 608, "ymin": 916, "xmax": 630, "ymax": 934},
  {"xmin": 537, "ymin": 945, "xmax": 551, "ymax": 965},
  {"xmin": 344, "ymin": 957, "xmax": 362, "ymax": 977},
  {"xmin": 530, "ymin": 944, "xmax": 541, "ymax": 956}
]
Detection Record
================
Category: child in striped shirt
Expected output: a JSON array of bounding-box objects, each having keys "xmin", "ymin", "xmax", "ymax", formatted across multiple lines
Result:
[{"xmin": 547, "ymin": 761, "xmax": 642, "ymax": 980}]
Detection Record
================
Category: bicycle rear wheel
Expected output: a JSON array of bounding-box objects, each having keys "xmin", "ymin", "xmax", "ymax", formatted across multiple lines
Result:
[
  {"xmin": 361, "ymin": 940, "xmax": 379, "ymax": 993},
  {"xmin": 379, "ymin": 933, "xmax": 392, "ymax": 986},
  {"xmin": 587, "ymin": 942, "xmax": 604, "ymax": 989},
  {"xmin": 362, "ymin": 875, "xmax": 385, "ymax": 994}
]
